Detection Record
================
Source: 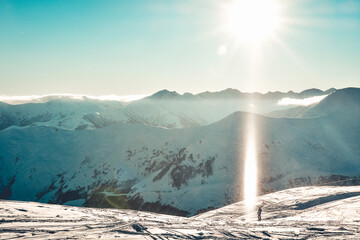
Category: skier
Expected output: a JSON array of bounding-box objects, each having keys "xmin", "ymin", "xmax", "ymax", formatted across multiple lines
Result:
[{"xmin": 257, "ymin": 206, "xmax": 262, "ymax": 221}]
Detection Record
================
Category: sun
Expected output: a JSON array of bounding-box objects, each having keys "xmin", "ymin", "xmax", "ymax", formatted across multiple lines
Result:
[{"xmin": 224, "ymin": 0, "xmax": 282, "ymax": 44}]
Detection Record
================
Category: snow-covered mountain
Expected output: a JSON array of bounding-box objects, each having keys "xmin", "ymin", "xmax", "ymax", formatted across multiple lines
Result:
[
  {"xmin": 0, "ymin": 88, "xmax": 334, "ymax": 130},
  {"xmin": 0, "ymin": 87, "xmax": 359, "ymax": 216},
  {"xmin": 0, "ymin": 98, "xmax": 127, "ymax": 131},
  {"xmin": 267, "ymin": 87, "xmax": 359, "ymax": 119}
]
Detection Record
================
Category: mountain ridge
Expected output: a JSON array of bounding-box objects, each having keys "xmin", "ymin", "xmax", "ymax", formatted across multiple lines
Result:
[{"xmin": 0, "ymin": 87, "xmax": 340, "ymax": 131}]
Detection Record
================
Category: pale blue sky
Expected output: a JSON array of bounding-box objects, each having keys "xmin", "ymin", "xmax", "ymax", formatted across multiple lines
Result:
[{"xmin": 0, "ymin": 0, "xmax": 359, "ymax": 95}]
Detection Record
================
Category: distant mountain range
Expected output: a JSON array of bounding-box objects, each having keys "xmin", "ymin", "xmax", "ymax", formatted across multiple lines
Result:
[
  {"xmin": 1, "ymin": 87, "xmax": 359, "ymax": 216},
  {"xmin": 149, "ymin": 87, "xmax": 336, "ymax": 100},
  {"xmin": 0, "ymin": 87, "xmax": 335, "ymax": 130}
]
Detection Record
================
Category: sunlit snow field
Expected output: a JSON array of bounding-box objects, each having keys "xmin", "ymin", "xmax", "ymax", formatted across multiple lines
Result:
[{"xmin": 1, "ymin": 186, "xmax": 360, "ymax": 239}]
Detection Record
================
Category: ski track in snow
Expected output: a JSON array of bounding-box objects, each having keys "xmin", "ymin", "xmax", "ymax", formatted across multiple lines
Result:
[{"xmin": 1, "ymin": 186, "xmax": 360, "ymax": 239}]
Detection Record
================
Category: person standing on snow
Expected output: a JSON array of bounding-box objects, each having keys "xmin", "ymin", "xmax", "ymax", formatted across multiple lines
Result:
[{"xmin": 257, "ymin": 206, "xmax": 262, "ymax": 221}]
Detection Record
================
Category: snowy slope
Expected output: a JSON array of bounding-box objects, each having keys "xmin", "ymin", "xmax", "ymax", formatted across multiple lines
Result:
[
  {"xmin": 1, "ymin": 103, "xmax": 360, "ymax": 216},
  {"xmin": 0, "ymin": 119, "xmax": 242, "ymax": 216},
  {"xmin": 1, "ymin": 186, "xmax": 360, "ymax": 239}
]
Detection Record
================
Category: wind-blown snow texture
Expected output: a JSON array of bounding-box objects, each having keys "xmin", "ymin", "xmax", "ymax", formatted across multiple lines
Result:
[
  {"xmin": 0, "ymin": 87, "xmax": 359, "ymax": 216},
  {"xmin": 1, "ymin": 186, "xmax": 360, "ymax": 239}
]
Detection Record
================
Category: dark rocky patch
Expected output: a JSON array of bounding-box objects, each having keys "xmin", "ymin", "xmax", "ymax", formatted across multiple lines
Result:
[
  {"xmin": 0, "ymin": 113, "xmax": 16, "ymax": 131},
  {"xmin": 85, "ymin": 181, "xmax": 136, "ymax": 209},
  {"xmin": 0, "ymin": 175, "xmax": 16, "ymax": 199},
  {"xmin": 170, "ymin": 165, "xmax": 195, "ymax": 189},
  {"xmin": 316, "ymin": 175, "xmax": 360, "ymax": 186},
  {"xmin": 83, "ymin": 113, "xmax": 119, "ymax": 128},
  {"xmin": 19, "ymin": 113, "xmax": 53, "ymax": 126},
  {"xmin": 153, "ymin": 163, "xmax": 172, "ymax": 182},
  {"xmin": 288, "ymin": 177, "xmax": 312, "ymax": 188},
  {"xmin": 170, "ymin": 156, "xmax": 216, "ymax": 189},
  {"xmin": 85, "ymin": 186, "xmax": 189, "ymax": 216},
  {"xmin": 130, "ymin": 195, "xmax": 189, "ymax": 216},
  {"xmin": 125, "ymin": 145, "xmax": 218, "ymax": 189},
  {"xmin": 35, "ymin": 175, "xmax": 61, "ymax": 201},
  {"xmin": 195, "ymin": 206, "xmax": 216, "ymax": 215},
  {"xmin": 52, "ymin": 186, "xmax": 86, "ymax": 205},
  {"xmin": 75, "ymin": 124, "xmax": 89, "ymax": 130}
]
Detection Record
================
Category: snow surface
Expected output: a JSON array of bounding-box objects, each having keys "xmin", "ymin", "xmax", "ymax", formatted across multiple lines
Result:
[{"xmin": 1, "ymin": 186, "xmax": 360, "ymax": 239}]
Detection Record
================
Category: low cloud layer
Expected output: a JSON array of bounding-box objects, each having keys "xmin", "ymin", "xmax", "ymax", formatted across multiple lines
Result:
[{"xmin": 278, "ymin": 95, "xmax": 327, "ymax": 106}]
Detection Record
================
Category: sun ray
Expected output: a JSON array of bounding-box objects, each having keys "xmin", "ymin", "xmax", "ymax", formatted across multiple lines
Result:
[{"xmin": 243, "ymin": 113, "xmax": 258, "ymax": 211}]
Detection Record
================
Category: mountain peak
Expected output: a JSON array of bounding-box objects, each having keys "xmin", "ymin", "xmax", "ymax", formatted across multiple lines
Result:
[
  {"xmin": 197, "ymin": 88, "xmax": 243, "ymax": 99},
  {"xmin": 148, "ymin": 90, "xmax": 180, "ymax": 99},
  {"xmin": 220, "ymin": 88, "xmax": 242, "ymax": 94},
  {"xmin": 325, "ymin": 88, "xmax": 336, "ymax": 94},
  {"xmin": 299, "ymin": 88, "xmax": 325, "ymax": 98}
]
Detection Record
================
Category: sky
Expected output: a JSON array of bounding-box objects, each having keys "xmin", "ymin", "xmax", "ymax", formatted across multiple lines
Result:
[{"xmin": 0, "ymin": 0, "xmax": 360, "ymax": 96}]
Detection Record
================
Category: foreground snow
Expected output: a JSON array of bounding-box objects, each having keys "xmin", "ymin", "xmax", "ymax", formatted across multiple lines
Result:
[{"xmin": 1, "ymin": 186, "xmax": 360, "ymax": 239}]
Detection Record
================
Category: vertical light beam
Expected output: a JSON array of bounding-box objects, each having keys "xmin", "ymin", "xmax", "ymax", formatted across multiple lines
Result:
[{"xmin": 243, "ymin": 113, "xmax": 258, "ymax": 212}]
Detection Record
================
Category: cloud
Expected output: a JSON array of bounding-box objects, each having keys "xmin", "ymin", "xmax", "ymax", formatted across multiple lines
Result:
[
  {"xmin": 0, "ymin": 94, "xmax": 150, "ymax": 105},
  {"xmin": 277, "ymin": 95, "xmax": 327, "ymax": 106}
]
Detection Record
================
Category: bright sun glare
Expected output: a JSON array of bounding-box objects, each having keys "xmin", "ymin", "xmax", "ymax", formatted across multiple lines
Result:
[{"xmin": 225, "ymin": 0, "xmax": 282, "ymax": 44}]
